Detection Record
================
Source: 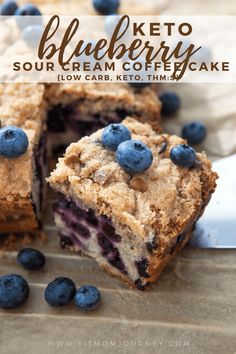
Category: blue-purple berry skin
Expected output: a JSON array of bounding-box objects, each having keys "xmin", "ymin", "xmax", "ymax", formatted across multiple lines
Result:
[
  {"xmin": 160, "ymin": 92, "xmax": 180, "ymax": 115},
  {"xmin": 44, "ymin": 277, "xmax": 76, "ymax": 307},
  {"xmin": 170, "ymin": 144, "xmax": 196, "ymax": 168},
  {"xmin": 129, "ymin": 82, "xmax": 151, "ymax": 90},
  {"xmin": 128, "ymin": 58, "xmax": 152, "ymax": 90},
  {"xmin": 17, "ymin": 248, "xmax": 45, "ymax": 271},
  {"xmin": 0, "ymin": 274, "xmax": 29, "ymax": 309},
  {"xmin": 15, "ymin": 3, "xmax": 42, "ymax": 30},
  {"xmin": 0, "ymin": 125, "xmax": 29, "ymax": 159},
  {"xmin": 0, "ymin": 0, "xmax": 18, "ymax": 15},
  {"xmin": 74, "ymin": 285, "xmax": 100, "ymax": 310},
  {"xmin": 182, "ymin": 121, "xmax": 207, "ymax": 145},
  {"xmin": 116, "ymin": 140, "xmax": 153, "ymax": 174},
  {"xmin": 102, "ymin": 123, "xmax": 131, "ymax": 151},
  {"xmin": 22, "ymin": 25, "xmax": 43, "ymax": 48},
  {"xmin": 93, "ymin": 0, "xmax": 120, "ymax": 15},
  {"xmin": 15, "ymin": 3, "xmax": 41, "ymax": 16},
  {"xmin": 104, "ymin": 14, "xmax": 121, "ymax": 38}
]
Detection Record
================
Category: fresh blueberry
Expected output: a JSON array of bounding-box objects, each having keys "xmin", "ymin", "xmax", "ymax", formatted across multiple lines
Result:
[
  {"xmin": 17, "ymin": 248, "xmax": 45, "ymax": 271},
  {"xmin": 0, "ymin": 274, "xmax": 29, "ymax": 309},
  {"xmin": 93, "ymin": 0, "xmax": 120, "ymax": 15},
  {"xmin": 102, "ymin": 123, "xmax": 131, "ymax": 151},
  {"xmin": 0, "ymin": 125, "xmax": 29, "ymax": 159},
  {"xmin": 104, "ymin": 14, "xmax": 130, "ymax": 50},
  {"xmin": 182, "ymin": 121, "xmax": 207, "ymax": 145},
  {"xmin": 0, "ymin": 0, "xmax": 18, "ymax": 15},
  {"xmin": 44, "ymin": 277, "xmax": 76, "ymax": 307},
  {"xmin": 74, "ymin": 285, "xmax": 100, "ymax": 310},
  {"xmin": 15, "ymin": 3, "xmax": 42, "ymax": 30},
  {"xmin": 15, "ymin": 3, "xmax": 41, "ymax": 15},
  {"xmin": 22, "ymin": 25, "xmax": 43, "ymax": 48},
  {"xmin": 104, "ymin": 14, "xmax": 121, "ymax": 38},
  {"xmin": 129, "ymin": 82, "xmax": 151, "ymax": 89},
  {"xmin": 192, "ymin": 46, "xmax": 212, "ymax": 63},
  {"xmin": 170, "ymin": 144, "xmax": 196, "ymax": 168},
  {"xmin": 116, "ymin": 140, "xmax": 153, "ymax": 174},
  {"xmin": 159, "ymin": 92, "xmax": 180, "ymax": 115}
]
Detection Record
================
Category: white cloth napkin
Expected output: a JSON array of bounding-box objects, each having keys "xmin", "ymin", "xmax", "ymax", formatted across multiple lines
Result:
[{"xmin": 191, "ymin": 154, "xmax": 236, "ymax": 248}]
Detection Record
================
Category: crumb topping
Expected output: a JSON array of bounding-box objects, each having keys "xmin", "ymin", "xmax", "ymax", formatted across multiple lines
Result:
[
  {"xmin": 0, "ymin": 81, "xmax": 160, "ymax": 200},
  {"xmin": 0, "ymin": 83, "xmax": 46, "ymax": 199},
  {"xmin": 49, "ymin": 117, "xmax": 218, "ymax": 240}
]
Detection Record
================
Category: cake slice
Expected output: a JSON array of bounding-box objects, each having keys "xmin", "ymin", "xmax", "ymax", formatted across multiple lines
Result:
[
  {"xmin": 45, "ymin": 83, "xmax": 161, "ymax": 154},
  {"xmin": 0, "ymin": 83, "xmax": 47, "ymax": 234},
  {"xmin": 48, "ymin": 118, "xmax": 218, "ymax": 289}
]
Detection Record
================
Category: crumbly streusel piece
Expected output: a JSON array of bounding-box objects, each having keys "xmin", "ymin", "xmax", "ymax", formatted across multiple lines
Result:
[{"xmin": 49, "ymin": 118, "xmax": 217, "ymax": 289}]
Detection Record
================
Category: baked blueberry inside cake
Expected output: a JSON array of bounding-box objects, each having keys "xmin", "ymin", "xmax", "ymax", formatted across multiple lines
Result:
[
  {"xmin": 49, "ymin": 118, "xmax": 218, "ymax": 289},
  {"xmin": 54, "ymin": 195, "xmax": 127, "ymax": 274},
  {"xmin": 33, "ymin": 131, "xmax": 47, "ymax": 217},
  {"xmin": 47, "ymin": 104, "xmax": 132, "ymax": 156},
  {"xmin": 46, "ymin": 82, "xmax": 161, "ymax": 157},
  {"xmin": 47, "ymin": 105, "xmax": 130, "ymax": 135},
  {"xmin": 0, "ymin": 78, "xmax": 161, "ymax": 238}
]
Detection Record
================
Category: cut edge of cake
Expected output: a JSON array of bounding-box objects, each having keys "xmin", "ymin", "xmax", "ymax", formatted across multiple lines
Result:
[{"xmin": 0, "ymin": 83, "xmax": 161, "ymax": 236}]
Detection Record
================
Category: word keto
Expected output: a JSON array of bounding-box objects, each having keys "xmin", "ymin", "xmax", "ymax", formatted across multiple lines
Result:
[{"xmin": 132, "ymin": 22, "xmax": 192, "ymax": 36}]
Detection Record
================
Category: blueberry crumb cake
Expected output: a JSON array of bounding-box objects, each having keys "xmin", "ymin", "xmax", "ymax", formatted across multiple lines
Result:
[
  {"xmin": 0, "ymin": 0, "xmax": 162, "ymax": 236},
  {"xmin": 0, "ymin": 83, "xmax": 160, "ymax": 236},
  {"xmin": 49, "ymin": 118, "xmax": 217, "ymax": 289}
]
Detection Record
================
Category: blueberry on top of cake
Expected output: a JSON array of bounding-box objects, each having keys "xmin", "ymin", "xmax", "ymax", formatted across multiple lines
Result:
[
  {"xmin": 0, "ymin": 83, "xmax": 47, "ymax": 234},
  {"xmin": 48, "ymin": 118, "xmax": 217, "ymax": 289}
]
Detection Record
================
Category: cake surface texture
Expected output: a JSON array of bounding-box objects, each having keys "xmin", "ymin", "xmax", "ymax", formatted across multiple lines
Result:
[
  {"xmin": 49, "ymin": 118, "xmax": 218, "ymax": 289},
  {"xmin": 0, "ymin": 83, "xmax": 47, "ymax": 233}
]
